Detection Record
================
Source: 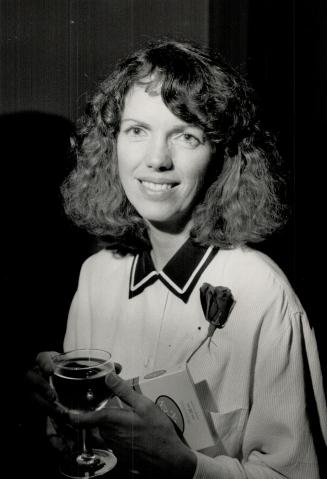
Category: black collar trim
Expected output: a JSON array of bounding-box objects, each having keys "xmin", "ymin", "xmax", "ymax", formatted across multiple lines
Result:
[{"xmin": 129, "ymin": 239, "xmax": 218, "ymax": 303}]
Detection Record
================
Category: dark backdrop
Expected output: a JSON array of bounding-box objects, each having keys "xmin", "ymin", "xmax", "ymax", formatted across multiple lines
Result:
[{"xmin": 1, "ymin": 0, "xmax": 326, "ymax": 476}]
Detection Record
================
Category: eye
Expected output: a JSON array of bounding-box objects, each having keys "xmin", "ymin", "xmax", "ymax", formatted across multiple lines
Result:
[
  {"xmin": 126, "ymin": 126, "xmax": 147, "ymax": 137},
  {"xmin": 173, "ymin": 132, "xmax": 202, "ymax": 149},
  {"xmin": 121, "ymin": 125, "xmax": 148, "ymax": 141},
  {"xmin": 183, "ymin": 133, "xmax": 200, "ymax": 146}
]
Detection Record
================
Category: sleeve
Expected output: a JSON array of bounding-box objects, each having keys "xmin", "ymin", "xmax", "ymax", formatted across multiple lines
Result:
[
  {"xmin": 193, "ymin": 312, "xmax": 326, "ymax": 479},
  {"xmin": 63, "ymin": 259, "xmax": 93, "ymax": 352}
]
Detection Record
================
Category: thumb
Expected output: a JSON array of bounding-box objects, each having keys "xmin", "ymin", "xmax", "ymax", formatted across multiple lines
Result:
[
  {"xmin": 105, "ymin": 371, "xmax": 139, "ymax": 407},
  {"xmin": 36, "ymin": 351, "xmax": 59, "ymax": 375}
]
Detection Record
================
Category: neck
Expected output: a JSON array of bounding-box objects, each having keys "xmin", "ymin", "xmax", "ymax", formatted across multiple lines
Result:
[{"xmin": 148, "ymin": 222, "xmax": 191, "ymax": 270}]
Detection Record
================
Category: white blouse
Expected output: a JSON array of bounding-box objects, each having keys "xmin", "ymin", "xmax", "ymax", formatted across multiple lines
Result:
[{"xmin": 64, "ymin": 241, "xmax": 326, "ymax": 478}]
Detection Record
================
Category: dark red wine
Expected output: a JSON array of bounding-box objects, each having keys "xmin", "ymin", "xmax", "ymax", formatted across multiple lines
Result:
[{"xmin": 52, "ymin": 357, "xmax": 113, "ymax": 413}]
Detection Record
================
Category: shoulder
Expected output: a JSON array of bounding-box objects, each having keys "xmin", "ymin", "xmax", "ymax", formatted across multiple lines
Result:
[
  {"xmin": 219, "ymin": 246, "xmax": 289, "ymax": 282},
  {"xmin": 203, "ymin": 247, "xmax": 309, "ymax": 348},
  {"xmin": 207, "ymin": 246, "xmax": 303, "ymax": 315},
  {"xmin": 79, "ymin": 248, "xmax": 134, "ymax": 281}
]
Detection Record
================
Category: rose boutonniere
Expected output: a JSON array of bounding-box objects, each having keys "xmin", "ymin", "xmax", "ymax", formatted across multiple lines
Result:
[
  {"xmin": 187, "ymin": 283, "xmax": 235, "ymax": 363},
  {"xmin": 200, "ymin": 283, "xmax": 234, "ymax": 330}
]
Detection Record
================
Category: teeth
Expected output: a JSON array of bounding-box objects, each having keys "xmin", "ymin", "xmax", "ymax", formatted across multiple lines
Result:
[{"xmin": 142, "ymin": 181, "xmax": 173, "ymax": 191}]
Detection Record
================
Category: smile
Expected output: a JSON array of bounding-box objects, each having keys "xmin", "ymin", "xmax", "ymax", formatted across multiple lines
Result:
[{"xmin": 139, "ymin": 180, "xmax": 177, "ymax": 192}]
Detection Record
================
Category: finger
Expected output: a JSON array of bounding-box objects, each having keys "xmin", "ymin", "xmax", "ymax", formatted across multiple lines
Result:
[
  {"xmin": 47, "ymin": 417, "xmax": 75, "ymax": 454},
  {"xmin": 47, "ymin": 432, "xmax": 70, "ymax": 454},
  {"xmin": 36, "ymin": 351, "xmax": 59, "ymax": 375},
  {"xmin": 68, "ymin": 406, "xmax": 135, "ymax": 429},
  {"xmin": 105, "ymin": 372, "xmax": 142, "ymax": 408},
  {"xmin": 30, "ymin": 390, "xmax": 68, "ymax": 421},
  {"xmin": 25, "ymin": 367, "xmax": 57, "ymax": 402}
]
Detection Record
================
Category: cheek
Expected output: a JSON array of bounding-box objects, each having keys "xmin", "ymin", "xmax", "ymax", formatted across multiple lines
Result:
[
  {"xmin": 117, "ymin": 141, "xmax": 144, "ymax": 174},
  {"xmin": 117, "ymin": 144, "xmax": 132, "ymax": 179},
  {"xmin": 187, "ymin": 159, "xmax": 212, "ymax": 187}
]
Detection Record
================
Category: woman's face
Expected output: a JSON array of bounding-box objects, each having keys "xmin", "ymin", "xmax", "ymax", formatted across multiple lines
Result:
[{"xmin": 117, "ymin": 84, "xmax": 213, "ymax": 232}]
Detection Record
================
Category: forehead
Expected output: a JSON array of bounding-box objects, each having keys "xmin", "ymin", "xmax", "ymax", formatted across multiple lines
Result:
[{"xmin": 121, "ymin": 84, "xmax": 188, "ymax": 127}]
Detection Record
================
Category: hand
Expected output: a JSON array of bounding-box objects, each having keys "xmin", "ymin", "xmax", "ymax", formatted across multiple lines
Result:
[
  {"xmin": 25, "ymin": 351, "xmax": 122, "ymax": 417},
  {"xmin": 24, "ymin": 352, "xmax": 123, "ymax": 454},
  {"xmin": 24, "ymin": 351, "xmax": 67, "ymax": 420},
  {"xmin": 67, "ymin": 372, "xmax": 197, "ymax": 478}
]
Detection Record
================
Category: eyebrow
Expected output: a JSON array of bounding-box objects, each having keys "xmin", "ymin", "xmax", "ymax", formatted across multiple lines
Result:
[
  {"xmin": 120, "ymin": 118, "xmax": 151, "ymax": 127},
  {"xmin": 120, "ymin": 118, "xmax": 201, "ymax": 131}
]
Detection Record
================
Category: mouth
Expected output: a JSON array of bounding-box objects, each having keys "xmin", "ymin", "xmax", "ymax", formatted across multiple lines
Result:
[{"xmin": 138, "ymin": 179, "xmax": 178, "ymax": 193}]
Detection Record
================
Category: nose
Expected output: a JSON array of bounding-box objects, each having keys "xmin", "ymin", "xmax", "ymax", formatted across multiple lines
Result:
[{"xmin": 145, "ymin": 136, "xmax": 173, "ymax": 170}]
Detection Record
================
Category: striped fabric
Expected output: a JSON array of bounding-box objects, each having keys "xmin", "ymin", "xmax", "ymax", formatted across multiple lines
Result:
[{"xmin": 64, "ymin": 243, "xmax": 326, "ymax": 478}]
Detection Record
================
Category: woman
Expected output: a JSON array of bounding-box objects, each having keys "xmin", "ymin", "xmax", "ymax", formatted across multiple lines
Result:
[{"xmin": 30, "ymin": 40, "xmax": 326, "ymax": 478}]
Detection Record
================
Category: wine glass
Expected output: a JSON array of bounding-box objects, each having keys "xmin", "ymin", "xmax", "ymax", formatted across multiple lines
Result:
[{"xmin": 51, "ymin": 349, "xmax": 118, "ymax": 478}]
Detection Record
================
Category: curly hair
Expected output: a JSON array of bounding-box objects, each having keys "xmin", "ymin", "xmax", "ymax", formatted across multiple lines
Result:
[{"xmin": 61, "ymin": 39, "xmax": 287, "ymax": 253}]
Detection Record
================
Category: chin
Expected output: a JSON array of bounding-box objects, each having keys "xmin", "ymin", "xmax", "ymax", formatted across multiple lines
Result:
[
  {"xmin": 133, "ymin": 201, "xmax": 192, "ymax": 232},
  {"xmin": 136, "ymin": 205, "xmax": 174, "ymax": 223}
]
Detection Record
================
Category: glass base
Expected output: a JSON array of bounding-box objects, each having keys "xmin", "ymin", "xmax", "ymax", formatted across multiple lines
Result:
[{"xmin": 59, "ymin": 449, "xmax": 117, "ymax": 479}]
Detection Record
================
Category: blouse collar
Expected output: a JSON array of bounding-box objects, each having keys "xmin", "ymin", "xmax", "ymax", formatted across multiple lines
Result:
[{"xmin": 129, "ymin": 238, "xmax": 218, "ymax": 303}]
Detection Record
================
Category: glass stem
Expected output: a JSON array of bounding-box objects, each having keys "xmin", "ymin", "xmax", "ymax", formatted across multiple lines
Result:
[{"xmin": 77, "ymin": 429, "xmax": 96, "ymax": 465}]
